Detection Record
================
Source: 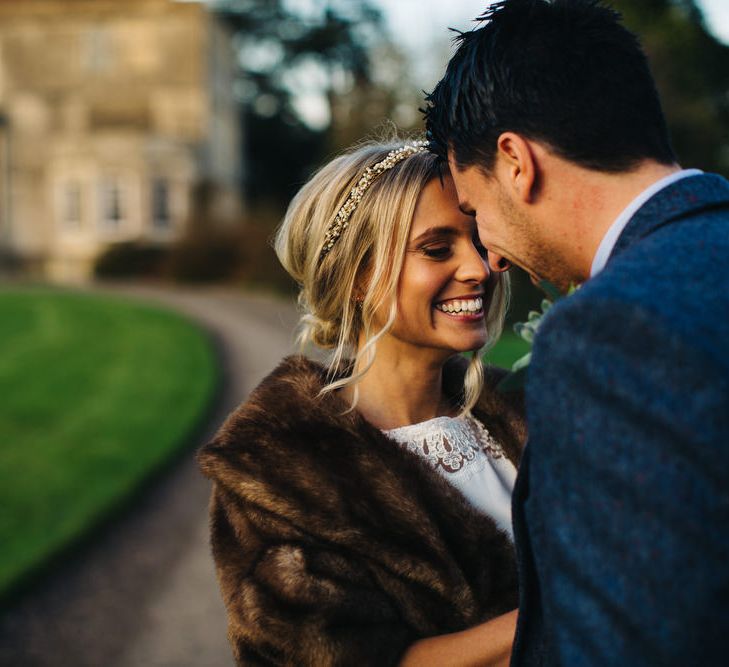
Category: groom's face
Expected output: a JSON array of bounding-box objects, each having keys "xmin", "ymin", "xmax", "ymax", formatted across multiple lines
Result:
[{"xmin": 448, "ymin": 155, "xmax": 569, "ymax": 290}]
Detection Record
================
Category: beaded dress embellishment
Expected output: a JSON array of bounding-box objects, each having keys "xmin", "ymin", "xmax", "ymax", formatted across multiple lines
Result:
[{"xmin": 384, "ymin": 413, "xmax": 505, "ymax": 477}]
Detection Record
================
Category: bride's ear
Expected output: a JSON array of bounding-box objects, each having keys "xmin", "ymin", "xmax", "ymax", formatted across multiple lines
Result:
[{"xmin": 495, "ymin": 132, "xmax": 538, "ymax": 204}]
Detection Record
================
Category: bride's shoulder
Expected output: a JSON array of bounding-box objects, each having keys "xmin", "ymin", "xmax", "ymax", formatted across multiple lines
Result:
[
  {"xmin": 230, "ymin": 353, "xmax": 331, "ymax": 422},
  {"xmin": 198, "ymin": 355, "xmax": 333, "ymax": 461},
  {"xmin": 252, "ymin": 354, "xmax": 327, "ymax": 402}
]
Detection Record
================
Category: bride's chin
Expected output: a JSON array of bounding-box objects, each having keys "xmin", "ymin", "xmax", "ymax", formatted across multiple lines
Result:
[{"xmin": 447, "ymin": 333, "xmax": 488, "ymax": 353}]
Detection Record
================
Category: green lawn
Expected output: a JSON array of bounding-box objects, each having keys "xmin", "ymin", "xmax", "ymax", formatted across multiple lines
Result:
[
  {"xmin": 0, "ymin": 288, "xmax": 218, "ymax": 598},
  {"xmin": 484, "ymin": 330, "xmax": 531, "ymax": 370}
]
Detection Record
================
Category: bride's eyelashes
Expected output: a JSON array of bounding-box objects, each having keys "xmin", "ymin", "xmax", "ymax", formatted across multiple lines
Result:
[
  {"xmin": 420, "ymin": 244, "xmax": 452, "ymax": 260},
  {"xmin": 415, "ymin": 236, "xmax": 487, "ymax": 261}
]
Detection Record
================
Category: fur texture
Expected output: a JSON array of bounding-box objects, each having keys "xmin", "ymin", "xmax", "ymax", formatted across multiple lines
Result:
[{"xmin": 198, "ymin": 355, "xmax": 526, "ymax": 666}]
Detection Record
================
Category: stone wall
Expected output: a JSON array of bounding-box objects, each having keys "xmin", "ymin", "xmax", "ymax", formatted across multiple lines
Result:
[{"xmin": 0, "ymin": 0, "xmax": 241, "ymax": 281}]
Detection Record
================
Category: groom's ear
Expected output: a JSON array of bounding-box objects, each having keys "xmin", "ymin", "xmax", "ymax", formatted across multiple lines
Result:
[{"xmin": 495, "ymin": 132, "xmax": 537, "ymax": 204}]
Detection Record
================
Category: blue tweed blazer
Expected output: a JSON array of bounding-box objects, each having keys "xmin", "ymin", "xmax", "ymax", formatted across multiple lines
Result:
[{"xmin": 511, "ymin": 173, "xmax": 729, "ymax": 666}]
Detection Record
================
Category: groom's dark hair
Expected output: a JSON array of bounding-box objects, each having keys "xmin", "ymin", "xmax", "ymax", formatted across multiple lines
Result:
[{"xmin": 424, "ymin": 0, "xmax": 676, "ymax": 173}]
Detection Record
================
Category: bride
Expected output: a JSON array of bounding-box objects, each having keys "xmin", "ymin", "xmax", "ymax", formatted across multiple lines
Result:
[{"xmin": 198, "ymin": 138, "xmax": 524, "ymax": 666}]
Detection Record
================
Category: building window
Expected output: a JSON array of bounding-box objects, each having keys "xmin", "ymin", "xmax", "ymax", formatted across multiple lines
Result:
[
  {"xmin": 63, "ymin": 182, "xmax": 82, "ymax": 229},
  {"xmin": 100, "ymin": 179, "xmax": 124, "ymax": 231},
  {"xmin": 152, "ymin": 179, "xmax": 170, "ymax": 229}
]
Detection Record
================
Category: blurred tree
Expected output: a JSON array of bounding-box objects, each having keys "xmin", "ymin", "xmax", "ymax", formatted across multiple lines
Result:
[
  {"xmin": 612, "ymin": 0, "xmax": 729, "ymax": 176},
  {"xmin": 329, "ymin": 42, "xmax": 424, "ymax": 149},
  {"xmin": 212, "ymin": 0, "xmax": 413, "ymax": 206}
]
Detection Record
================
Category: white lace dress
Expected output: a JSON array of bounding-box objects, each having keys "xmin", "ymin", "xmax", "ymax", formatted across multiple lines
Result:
[{"xmin": 384, "ymin": 412, "xmax": 517, "ymax": 541}]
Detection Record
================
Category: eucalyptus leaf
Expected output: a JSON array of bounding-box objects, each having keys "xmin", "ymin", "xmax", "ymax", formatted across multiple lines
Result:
[
  {"xmin": 511, "ymin": 351, "xmax": 532, "ymax": 372},
  {"xmin": 497, "ymin": 282, "xmax": 581, "ymax": 394},
  {"xmin": 514, "ymin": 323, "xmax": 534, "ymax": 343}
]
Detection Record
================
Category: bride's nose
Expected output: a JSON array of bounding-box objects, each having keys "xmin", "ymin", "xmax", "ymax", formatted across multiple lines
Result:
[
  {"xmin": 487, "ymin": 250, "xmax": 512, "ymax": 273},
  {"xmin": 457, "ymin": 244, "xmax": 490, "ymax": 284}
]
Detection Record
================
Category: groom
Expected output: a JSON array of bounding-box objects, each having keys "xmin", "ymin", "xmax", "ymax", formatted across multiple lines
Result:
[{"xmin": 425, "ymin": 0, "xmax": 729, "ymax": 664}]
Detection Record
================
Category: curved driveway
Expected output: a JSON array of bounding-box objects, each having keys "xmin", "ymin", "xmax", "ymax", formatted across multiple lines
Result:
[{"xmin": 0, "ymin": 286, "xmax": 299, "ymax": 667}]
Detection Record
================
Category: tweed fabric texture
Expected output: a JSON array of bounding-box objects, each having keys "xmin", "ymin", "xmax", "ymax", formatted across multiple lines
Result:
[{"xmin": 511, "ymin": 173, "xmax": 729, "ymax": 666}]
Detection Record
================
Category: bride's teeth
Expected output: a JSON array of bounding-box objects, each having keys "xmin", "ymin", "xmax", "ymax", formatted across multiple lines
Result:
[{"xmin": 436, "ymin": 298, "xmax": 484, "ymax": 313}]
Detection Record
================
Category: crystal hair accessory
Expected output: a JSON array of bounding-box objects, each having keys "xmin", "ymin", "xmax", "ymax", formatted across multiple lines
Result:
[{"xmin": 319, "ymin": 140, "xmax": 429, "ymax": 261}]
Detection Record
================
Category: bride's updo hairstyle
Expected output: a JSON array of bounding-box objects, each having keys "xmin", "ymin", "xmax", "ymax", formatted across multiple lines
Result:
[{"xmin": 275, "ymin": 137, "xmax": 509, "ymax": 412}]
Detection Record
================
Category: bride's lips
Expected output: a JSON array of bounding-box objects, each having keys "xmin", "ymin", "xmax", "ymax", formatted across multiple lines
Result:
[{"xmin": 433, "ymin": 295, "xmax": 485, "ymax": 321}]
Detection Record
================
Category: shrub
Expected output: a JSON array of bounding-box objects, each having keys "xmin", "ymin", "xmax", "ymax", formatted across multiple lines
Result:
[{"xmin": 94, "ymin": 242, "xmax": 169, "ymax": 279}]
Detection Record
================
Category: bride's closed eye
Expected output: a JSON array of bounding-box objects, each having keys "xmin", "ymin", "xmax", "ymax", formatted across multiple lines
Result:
[{"xmin": 420, "ymin": 244, "xmax": 452, "ymax": 260}]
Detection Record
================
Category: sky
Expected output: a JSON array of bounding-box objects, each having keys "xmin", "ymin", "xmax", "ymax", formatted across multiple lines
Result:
[{"xmin": 373, "ymin": 0, "xmax": 729, "ymax": 90}]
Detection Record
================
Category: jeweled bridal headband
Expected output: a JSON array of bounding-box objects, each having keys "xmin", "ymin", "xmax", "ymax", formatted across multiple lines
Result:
[{"xmin": 319, "ymin": 140, "xmax": 429, "ymax": 261}]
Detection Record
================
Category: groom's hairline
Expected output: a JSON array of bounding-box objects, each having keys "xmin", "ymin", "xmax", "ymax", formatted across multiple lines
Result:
[{"xmin": 444, "ymin": 143, "xmax": 502, "ymax": 180}]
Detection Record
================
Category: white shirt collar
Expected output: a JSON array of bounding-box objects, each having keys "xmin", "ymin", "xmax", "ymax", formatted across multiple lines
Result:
[{"xmin": 590, "ymin": 169, "xmax": 703, "ymax": 277}]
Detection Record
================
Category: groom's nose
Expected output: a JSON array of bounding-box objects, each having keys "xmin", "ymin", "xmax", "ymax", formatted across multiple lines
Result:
[{"xmin": 487, "ymin": 250, "xmax": 512, "ymax": 273}]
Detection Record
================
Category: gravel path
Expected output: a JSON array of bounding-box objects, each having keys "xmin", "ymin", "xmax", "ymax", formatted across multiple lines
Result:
[{"xmin": 0, "ymin": 286, "xmax": 299, "ymax": 667}]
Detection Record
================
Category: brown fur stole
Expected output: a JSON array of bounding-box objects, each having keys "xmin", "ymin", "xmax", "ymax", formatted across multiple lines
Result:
[{"xmin": 198, "ymin": 355, "xmax": 526, "ymax": 666}]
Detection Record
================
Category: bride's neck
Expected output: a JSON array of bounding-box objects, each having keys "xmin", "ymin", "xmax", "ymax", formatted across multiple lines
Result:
[{"xmin": 341, "ymin": 341, "xmax": 453, "ymax": 430}]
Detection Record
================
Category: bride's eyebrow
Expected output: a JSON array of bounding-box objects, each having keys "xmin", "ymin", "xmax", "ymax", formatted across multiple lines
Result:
[{"xmin": 410, "ymin": 226, "xmax": 458, "ymax": 245}]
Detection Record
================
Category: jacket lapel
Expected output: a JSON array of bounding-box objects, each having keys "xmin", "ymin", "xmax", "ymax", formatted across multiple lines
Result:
[{"xmin": 609, "ymin": 173, "xmax": 729, "ymax": 263}]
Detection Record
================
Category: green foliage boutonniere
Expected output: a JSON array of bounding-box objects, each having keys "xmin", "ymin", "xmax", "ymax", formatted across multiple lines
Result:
[{"xmin": 497, "ymin": 281, "xmax": 580, "ymax": 392}]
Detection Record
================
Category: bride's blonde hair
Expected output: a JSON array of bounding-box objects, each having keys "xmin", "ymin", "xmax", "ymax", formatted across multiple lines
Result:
[{"xmin": 274, "ymin": 138, "xmax": 509, "ymax": 412}]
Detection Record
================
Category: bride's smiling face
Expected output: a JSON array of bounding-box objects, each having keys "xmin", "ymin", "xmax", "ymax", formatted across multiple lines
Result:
[{"xmin": 380, "ymin": 174, "xmax": 496, "ymax": 357}]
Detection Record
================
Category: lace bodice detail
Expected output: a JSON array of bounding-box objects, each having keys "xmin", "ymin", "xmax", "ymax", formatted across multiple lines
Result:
[
  {"xmin": 384, "ymin": 412, "xmax": 506, "ymax": 476},
  {"xmin": 384, "ymin": 412, "xmax": 517, "ymax": 540}
]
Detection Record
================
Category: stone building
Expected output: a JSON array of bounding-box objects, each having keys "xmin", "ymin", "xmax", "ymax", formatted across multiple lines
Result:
[{"xmin": 0, "ymin": 0, "xmax": 241, "ymax": 280}]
